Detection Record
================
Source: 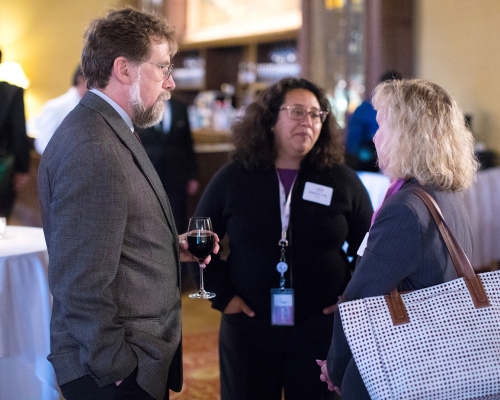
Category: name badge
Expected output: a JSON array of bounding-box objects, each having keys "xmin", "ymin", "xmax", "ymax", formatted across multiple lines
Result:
[
  {"xmin": 271, "ymin": 288, "xmax": 294, "ymax": 326},
  {"xmin": 357, "ymin": 232, "xmax": 369, "ymax": 257},
  {"xmin": 302, "ymin": 182, "xmax": 333, "ymax": 206}
]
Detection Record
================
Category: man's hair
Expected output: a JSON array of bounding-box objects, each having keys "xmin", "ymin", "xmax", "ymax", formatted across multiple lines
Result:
[
  {"xmin": 372, "ymin": 79, "xmax": 478, "ymax": 191},
  {"xmin": 231, "ymin": 77, "xmax": 344, "ymax": 170},
  {"xmin": 81, "ymin": 7, "xmax": 177, "ymax": 89}
]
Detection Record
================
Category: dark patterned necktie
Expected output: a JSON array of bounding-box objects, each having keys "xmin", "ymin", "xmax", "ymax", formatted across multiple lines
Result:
[{"xmin": 133, "ymin": 131, "xmax": 144, "ymax": 146}]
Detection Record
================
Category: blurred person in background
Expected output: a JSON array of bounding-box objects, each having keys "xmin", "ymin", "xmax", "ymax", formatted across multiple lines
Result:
[
  {"xmin": 0, "ymin": 49, "xmax": 30, "ymax": 219},
  {"xmin": 32, "ymin": 65, "xmax": 87, "ymax": 154},
  {"xmin": 136, "ymin": 96, "xmax": 199, "ymax": 233},
  {"xmin": 319, "ymin": 79, "xmax": 478, "ymax": 399},
  {"xmin": 344, "ymin": 70, "xmax": 402, "ymax": 172},
  {"xmin": 192, "ymin": 77, "xmax": 372, "ymax": 400}
]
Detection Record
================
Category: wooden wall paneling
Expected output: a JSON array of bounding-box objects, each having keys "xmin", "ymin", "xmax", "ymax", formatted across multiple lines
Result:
[
  {"xmin": 301, "ymin": 0, "xmax": 414, "ymax": 100},
  {"xmin": 204, "ymin": 46, "xmax": 243, "ymax": 91}
]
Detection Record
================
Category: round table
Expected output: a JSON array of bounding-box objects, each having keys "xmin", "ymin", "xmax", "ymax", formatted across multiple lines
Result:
[{"xmin": 0, "ymin": 226, "xmax": 59, "ymax": 400}]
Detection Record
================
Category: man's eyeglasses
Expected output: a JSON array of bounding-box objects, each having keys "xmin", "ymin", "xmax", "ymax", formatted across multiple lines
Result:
[
  {"xmin": 144, "ymin": 62, "xmax": 174, "ymax": 80},
  {"xmin": 279, "ymin": 105, "xmax": 328, "ymax": 123}
]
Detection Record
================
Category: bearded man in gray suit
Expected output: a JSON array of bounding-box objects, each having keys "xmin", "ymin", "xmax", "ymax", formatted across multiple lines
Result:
[{"xmin": 38, "ymin": 8, "xmax": 218, "ymax": 400}]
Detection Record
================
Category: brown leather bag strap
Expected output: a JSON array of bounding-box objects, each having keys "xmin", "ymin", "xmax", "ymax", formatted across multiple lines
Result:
[
  {"xmin": 413, "ymin": 188, "xmax": 473, "ymax": 279},
  {"xmin": 386, "ymin": 187, "xmax": 490, "ymax": 325}
]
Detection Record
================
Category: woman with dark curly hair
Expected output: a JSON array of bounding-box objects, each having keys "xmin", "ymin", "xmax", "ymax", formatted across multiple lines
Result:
[{"xmin": 193, "ymin": 77, "xmax": 373, "ymax": 399}]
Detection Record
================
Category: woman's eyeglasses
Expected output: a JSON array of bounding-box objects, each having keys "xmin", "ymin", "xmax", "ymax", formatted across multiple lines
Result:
[{"xmin": 280, "ymin": 105, "xmax": 328, "ymax": 123}]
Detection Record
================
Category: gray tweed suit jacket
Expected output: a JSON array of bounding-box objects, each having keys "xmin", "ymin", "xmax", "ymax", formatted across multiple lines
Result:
[{"xmin": 38, "ymin": 91, "xmax": 182, "ymax": 400}]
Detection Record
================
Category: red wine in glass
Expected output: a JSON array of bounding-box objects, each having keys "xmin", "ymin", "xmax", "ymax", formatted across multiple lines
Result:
[
  {"xmin": 188, "ymin": 217, "xmax": 216, "ymax": 299},
  {"xmin": 187, "ymin": 231, "xmax": 214, "ymax": 261}
]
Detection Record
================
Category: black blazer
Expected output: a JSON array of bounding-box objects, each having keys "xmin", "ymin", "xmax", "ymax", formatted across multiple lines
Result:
[
  {"xmin": 0, "ymin": 81, "xmax": 29, "ymax": 173},
  {"xmin": 136, "ymin": 97, "xmax": 198, "ymax": 192}
]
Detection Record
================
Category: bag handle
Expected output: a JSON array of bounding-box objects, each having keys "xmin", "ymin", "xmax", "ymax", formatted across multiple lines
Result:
[{"xmin": 385, "ymin": 187, "xmax": 490, "ymax": 325}]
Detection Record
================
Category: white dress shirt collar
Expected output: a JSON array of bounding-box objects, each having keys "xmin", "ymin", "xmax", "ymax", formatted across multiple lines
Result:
[{"xmin": 89, "ymin": 88, "xmax": 134, "ymax": 131}]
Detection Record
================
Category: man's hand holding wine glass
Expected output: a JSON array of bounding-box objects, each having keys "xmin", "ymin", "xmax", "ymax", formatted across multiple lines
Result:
[
  {"xmin": 178, "ymin": 231, "xmax": 220, "ymax": 264},
  {"xmin": 182, "ymin": 216, "xmax": 219, "ymax": 299}
]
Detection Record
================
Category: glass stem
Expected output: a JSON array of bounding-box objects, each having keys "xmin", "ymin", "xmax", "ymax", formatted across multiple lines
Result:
[{"xmin": 199, "ymin": 264, "xmax": 205, "ymax": 292}]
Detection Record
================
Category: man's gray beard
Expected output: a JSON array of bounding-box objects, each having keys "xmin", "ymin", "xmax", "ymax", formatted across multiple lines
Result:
[{"xmin": 130, "ymin": 77, "xmax": 171, "ymax": 128}]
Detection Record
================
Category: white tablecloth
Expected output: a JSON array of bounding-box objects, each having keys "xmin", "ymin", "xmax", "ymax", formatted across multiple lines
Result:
[
  {"xmin": 463, "ymin": 167, "xmax": 500, "ymax": 269},
  {"xmin": 0, "ymin": 226, "xmax": 59, "ymax": 400},
  {"xmin": 358, "ymin": 169, "xmax": 500, "ymax": 270},
  {"xmin": 357, "ymin": 171, "xmax": 391, "ymax": 211}
]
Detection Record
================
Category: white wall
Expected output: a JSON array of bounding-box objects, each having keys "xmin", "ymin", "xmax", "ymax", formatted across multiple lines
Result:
[
  {"xmin": 0, "ymin": 0, "xmax": 125, "ymax": 120},
  {"xmin": 415, "ymin": 0, "xmax": 500, "ymax": 151}
]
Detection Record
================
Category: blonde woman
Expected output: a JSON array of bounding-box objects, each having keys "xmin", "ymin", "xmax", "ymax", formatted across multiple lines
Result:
[{"xmin": 319, "ymin": 79, "xmax": 479, "ymax": 399}]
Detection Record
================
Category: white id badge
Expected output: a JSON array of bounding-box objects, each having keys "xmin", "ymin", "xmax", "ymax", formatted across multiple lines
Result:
[
  {"xmin": 271, "ymin": 288, "xmax": 294, "ymax": 326},
  {"xmin": 302, "ymin": 182, "xmax": 333, "ymax": 206}
]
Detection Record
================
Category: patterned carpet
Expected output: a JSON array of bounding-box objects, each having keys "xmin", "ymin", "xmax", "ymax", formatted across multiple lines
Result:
[{"xmin": 170, "ymin": 295, "xmax": 221, "ymax": 400}]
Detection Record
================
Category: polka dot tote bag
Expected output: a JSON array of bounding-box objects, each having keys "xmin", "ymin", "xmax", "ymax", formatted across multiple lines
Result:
[{"xmin": 339, "ymin": 188, "xmax": 500, "ymax": 400}]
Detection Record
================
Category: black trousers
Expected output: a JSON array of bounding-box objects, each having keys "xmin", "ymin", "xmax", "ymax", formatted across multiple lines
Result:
[
  {"xmin": 219, "ymin": 312, "xmax": 336, "ymax": 400},
  {"xmin": 59, "ymin": 368, "xmax": 163, "ymax": 400},
  {"xmin": 0, "ymin": 187, "xmax": 15, "ymax": 218}
]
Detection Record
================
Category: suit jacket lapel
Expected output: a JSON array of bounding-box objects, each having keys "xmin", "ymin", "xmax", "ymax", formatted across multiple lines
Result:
[{"xmin": 80, "ymin": 92, "xmax": 179, "ymax": 244}]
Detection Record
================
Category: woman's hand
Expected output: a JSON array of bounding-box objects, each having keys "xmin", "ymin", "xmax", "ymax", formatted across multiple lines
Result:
[
  {"xmin": 178, "ymin": 232, "xmax": 220, "ymax": 264},
  {"xmin": 316, "ymin": 359, "xmax": 341, "ymax": 395},
  {"xmin": 322, "ymin": 303, "xmax": 338, "ymax": 315},
  {"xmin": 323, "ymin": 296, "xmax": 342, "ymax": 315},
  {"xmin": 223, "ymin": 295, "xmax": 255, "ymax": 317}
]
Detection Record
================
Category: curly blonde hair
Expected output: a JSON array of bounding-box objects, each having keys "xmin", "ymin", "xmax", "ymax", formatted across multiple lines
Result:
[{"xmin": 372, "ymin": 79, "xmax": 478, "ymax": 191}]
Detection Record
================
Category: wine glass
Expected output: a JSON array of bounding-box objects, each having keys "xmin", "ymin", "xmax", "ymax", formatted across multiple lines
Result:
[{"xmin": 188, "ymin": 217, "xmax": 216, "ymax": 299}]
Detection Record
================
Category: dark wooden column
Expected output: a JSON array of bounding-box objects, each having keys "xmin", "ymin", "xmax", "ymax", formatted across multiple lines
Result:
[
  {"xmin": 298, "ymin": 0, "xmax": 312, "ymax": 80},
  {"xmin": 365, "ymin": 0, "xmax": 383, "ymax": 96},
  {"xmin": 366, "ymin": 0, "xmax": 414, "ymax": 94},
  {"xmin": 165, "ymin": 0, "xmax": 187, "ymax": 41}
]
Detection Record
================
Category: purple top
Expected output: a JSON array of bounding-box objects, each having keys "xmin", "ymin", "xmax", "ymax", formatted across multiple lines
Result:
[
  {"xmin": 370, "ymin": 178, "xmax": 405, "ymax": 227},
  {"xmin": 277, "ymin": 168, "xmax": 299, "ymax": 196}
]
